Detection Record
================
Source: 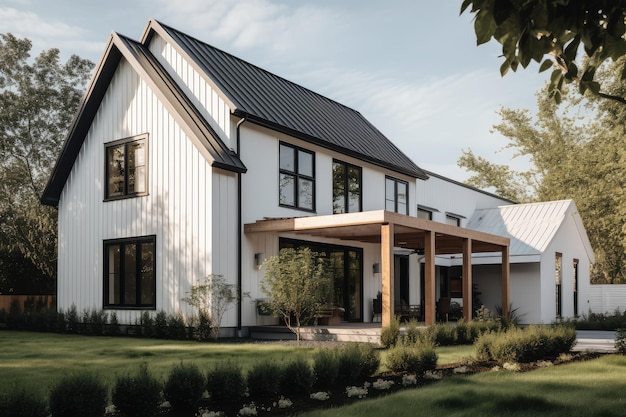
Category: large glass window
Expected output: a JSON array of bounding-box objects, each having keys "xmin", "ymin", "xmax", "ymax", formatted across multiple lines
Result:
[
  {"xmin": 279, "ymin": 142, "xmax": 315, "ymax": 211},
  {"xmin": 385, "ymin": 177, "xmax": 408, "ymax": 215},
  {"xmin": 104, "ymin": 236, "xmax": 156, "ymax": 309},
  {"xmin": 105, "ymin": 134, "xmax": 148, "ymax": 200},
  {"xmin": 332, "ymin": 160, "xmax": 362, "ymax": 214}
]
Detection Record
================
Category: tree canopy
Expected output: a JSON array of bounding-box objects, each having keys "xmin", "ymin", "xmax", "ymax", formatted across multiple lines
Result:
[
  {"xmin": 458, "ymin": 59, "xmax": 626, "ymax": 283},
  {"xmin": 461, "ymin": 0, "xmax": 626, "ymax": 103},
  {"xmin": 0, "ymin": 34, "xmax": 93, "ymax": 293}
]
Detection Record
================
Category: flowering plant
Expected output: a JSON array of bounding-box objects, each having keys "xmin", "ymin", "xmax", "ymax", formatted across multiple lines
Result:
[
  {"xmin": 402, "ymin": 374, "xmax": 418, "ymax": 386},
  {"xmin": 345, "ymin": 385, "xmax": 368, "ymax": 398},
  {"xmin": 372, "ymin": 378, "xmax": 395, "ymax": 390},
  {"xmin": 238, "ymin": 402, "xmax": 257, "ymax": 416},
  {"xmin": 310, "ymin": 391, "xmax": 330, "ymax": 401}
]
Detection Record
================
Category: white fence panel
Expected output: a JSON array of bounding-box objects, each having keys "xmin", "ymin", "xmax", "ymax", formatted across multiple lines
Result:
[{"xmin": 589, "ymin": 285, "xmax": 626, "ymax": 314}]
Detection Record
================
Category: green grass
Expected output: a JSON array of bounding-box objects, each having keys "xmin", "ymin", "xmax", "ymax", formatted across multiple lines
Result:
[{"xmin": 301, "ymin": 355, "xmax": 626, "ymax": 417}]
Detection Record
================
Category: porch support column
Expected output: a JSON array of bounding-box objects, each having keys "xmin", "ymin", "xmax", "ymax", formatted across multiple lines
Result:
[
  {"xmin": 462, "ymin": 238, "xmax": 473, "ymax": 321},
  {"xmin": 501, "ymin": 245, "xmax": 510, "ymax": 317},
  {"xmin": 381, "ymin": 222, "xmax": 394, "ymax": 328},
  {"xmin": 424, "ymin": 231, "xmax": 436, "ymax": 325}
]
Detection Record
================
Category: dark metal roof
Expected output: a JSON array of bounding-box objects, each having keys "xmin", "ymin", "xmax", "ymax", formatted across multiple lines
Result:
[
  {"xmin": 152, "ymin": 21, "xmax": 427, "ymax": 180},
  {"xmin": 41, "ymin": 32, "xmax": 246, "ymax": 207}
]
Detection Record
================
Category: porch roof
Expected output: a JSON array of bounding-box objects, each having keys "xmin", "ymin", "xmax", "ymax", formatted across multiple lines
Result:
[{"xmin": 244, "ymin": 210, "xmax": 509, "ymax": 255}]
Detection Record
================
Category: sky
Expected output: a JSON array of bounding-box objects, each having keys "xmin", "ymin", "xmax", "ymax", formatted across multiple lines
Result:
[{"xmin": 0, "ymin": 0, "xmax": 547, "ymax": 184}]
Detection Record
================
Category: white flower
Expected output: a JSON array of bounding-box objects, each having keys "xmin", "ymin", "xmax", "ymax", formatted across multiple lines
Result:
[
  {"xmin": 345, "ymin": 385, "xmax": 368, "ymax": 398},
  {"xmin": 372, "ymin": 378, "xmax": 395, "ymax": 390},
  {"xmin": 310, "ymin": 391, "xmax": 330, "ymax": 401},
  {"xmin": 277, "ymin": 396, "xmax": 292, "ymax": 408},
  {"xmin": 402, "ymin": 374, "xmax": 418, "ymax": 386},
  {"xmin": 238, "ymin": 402, "xmax": 258, "ymax": 416},
  {"xmin": 503, "ymin": 362, "xmax": 521, "ymax": 372}
]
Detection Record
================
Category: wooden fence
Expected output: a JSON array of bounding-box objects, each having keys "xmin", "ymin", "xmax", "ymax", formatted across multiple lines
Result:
[{"xmin": 0, "ymin": 295, "xmax": 56, "ymax": 312}]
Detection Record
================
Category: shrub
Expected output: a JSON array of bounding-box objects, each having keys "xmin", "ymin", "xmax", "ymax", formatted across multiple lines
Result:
[
  {"xmin": 404, "ymin": 319, "xmax": 421, "ymax": 344},
  {"xmin": 65, "ymin": 304, "xmax": 79, "ymax": 334},
  {"xmin": 571, "ymin": 309, "xmax": 626, "ymax": 331},
  {"xmin": 163, "ymin": 362, "xmax": 205, "ymax": 413},
  {"xmin": 89, "ymin": 309, "xmax": 108, "ymax": 335},
  {"xmin": 425, "ymin": 322, "xmax": 457, "ymax": 346},
  {"xmin": 280, "ymin": 356, "xmax": 315, "ymax": 396},
  {"xmin": 140, "ymin": 311, "xmax": 155, "ymax": 338},
  {"xmin": 106, "ymin": 312, "xmax": 120, "ymax": 336},
  {"xmin": 49, "ymin": 372, "xmax": 108, "ymax": 417},
  {"xmin": 0, "ymin": 386, "xmax": 47, "ymax": 417},
  {"xmin": 246, "ymin": 360, "xmax": 282, "ymax": 403},
  {"xmin": 312, "ymin": 349, "xmax": 339, "ymax": 387},
  {"xmin": 155, "ymin": 310, "xmax": 168, "ymax": 338},
  {"xmin": 616, "ymin": 328, "xmax": 626, "ymax": 354},
  {"xmin": 385, "ymin": 341, "xmax": 438, "ymax": 374},
  {"xmin": 380, "ymin": 315, "xmax": 401, "ymax": 348},
  {"xmin": 167, "ymin": 312, "xmax": 187, "ymax": 339},
  {"xmin": 206, "ymin": 360, "xmax": 247, "ymax": 411},
  {"xmin": 336, "ymin": 343, "xmax": 380, "ymax": 385},
  {"xmin": 112, "ymin": 363, "xmax": 162, "ymax": 417}
]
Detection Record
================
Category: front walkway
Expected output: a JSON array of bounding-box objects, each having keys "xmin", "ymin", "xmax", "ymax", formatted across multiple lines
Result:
[{"xmin": 574, "ymin": 330, "xmax": 616, "ymax": 353}]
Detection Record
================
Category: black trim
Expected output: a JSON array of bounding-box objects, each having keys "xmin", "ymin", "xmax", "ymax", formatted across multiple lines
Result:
[
  {"xmin": 278, "ymin": 142, "xmax": 316, "ymax": 212},
  {"xmin": 385, "ymin": 176, "xmax": 409, "ymax": 215},
  {"xmin": 417, "ymin": 204, "xmax": 440, "ymax": 213},
  {"xmin": 104, "ymin": 134, "xmax": 149, "ymax": 201},
  {"xmin": 332, "ymin": 159, "xmax": 362, "ymax": 214}
]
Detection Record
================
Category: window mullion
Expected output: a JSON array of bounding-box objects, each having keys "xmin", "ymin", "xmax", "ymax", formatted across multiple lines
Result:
[{"xmin": 119, "ymin": 243, "xmax": 125, "ymax": 306}]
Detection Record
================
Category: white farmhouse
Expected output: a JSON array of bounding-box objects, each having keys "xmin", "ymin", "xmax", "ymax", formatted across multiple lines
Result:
[{"xmin": 41, "ymin": 20, "xmax": 593, "ymax": 333}]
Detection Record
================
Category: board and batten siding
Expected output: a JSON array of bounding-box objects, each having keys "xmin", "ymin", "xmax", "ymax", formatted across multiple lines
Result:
[
  {"xmin": 57, "ymin": 58, "xmax": 234, "ymax": 325},
  {"xmin": 148, "ymin": 34, "xmax": 234, "ymax": 150}
]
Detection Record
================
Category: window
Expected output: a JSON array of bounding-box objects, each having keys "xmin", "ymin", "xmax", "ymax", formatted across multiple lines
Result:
[
  {"xmin": 573, "ymin": 259, "xmax": 579, "ymax": 316},
  {"xmin": 105, "ymin": 134, "xmax": 148, "ymax": 200},
  {"xmin": 104, "ymin": 236, "xmax": 156, "ymax": 309},
  {"xmin": 333, "ymin": 160, "xmax": 362, "ymax": 214},
  {"xmin": 445, "ymin": 215, "xmax": 461, "ymax": 226},
  {"xmin": 279, "ymin": 142, "xmax": 315, "ymax": 211},
  {"xmin": 555, "ymin": 252, "xmax": 563, "ymax": 318},
  {"xmin": 417, "ymin": 208, "xmax": 433, "ymax": 220},
  {"xmin": 385, "ymin": 177, "xmax": 408, "ymax": 214}
]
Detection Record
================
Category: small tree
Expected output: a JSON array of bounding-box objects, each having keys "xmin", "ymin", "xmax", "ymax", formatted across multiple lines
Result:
[
  {"xmin": 182, "ymin": 274, "xmax": 244, "ymax": 340},
  {"xmin": 262, "ymin": 247, "xmax": 331, "ymax": 341}
]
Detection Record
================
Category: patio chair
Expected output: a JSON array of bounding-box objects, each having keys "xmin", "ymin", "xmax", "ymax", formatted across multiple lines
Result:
[{"xmin": 436, "ymin": 297, "xmax": 451, "ymax": 322}]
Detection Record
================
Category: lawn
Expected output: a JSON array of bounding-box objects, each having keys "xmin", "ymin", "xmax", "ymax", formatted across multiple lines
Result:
[{"xmin": 300, "ymin": 354, "xmax": 626, "ymax": 417}]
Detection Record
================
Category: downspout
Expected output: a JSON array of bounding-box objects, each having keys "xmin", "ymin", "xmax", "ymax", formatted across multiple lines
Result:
[{"xmin": 236, "ymin": 117, "xmax": 247, "ymax": 336}]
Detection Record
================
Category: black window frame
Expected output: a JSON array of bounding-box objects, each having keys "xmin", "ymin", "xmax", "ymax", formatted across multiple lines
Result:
[
  {"xmin": 103, "ymin": 235, "xmax": 156, "ymax": 310},
  {"xmin": 332, "ymin": 159, "xmax": 362, "ymax": 214},
  {"xmin": 385, "ymin": 176, "xmax": 409, "ymax": 215},
  {"xmin": 105, "ymin": 134, "xmax": 149, "ymax": 201},
  {"xmin": 278, "ymin": 142, "xmax": 315, "ymax": 212},
  {"xmin": 445, "ymin": 214, "xmax": 461, "ymax": 226}
]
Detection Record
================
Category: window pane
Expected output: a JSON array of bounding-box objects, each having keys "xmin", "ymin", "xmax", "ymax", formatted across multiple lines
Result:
[
  {"xmin": 107, "ymin": 244, "xmax": 121, "ymax": 305},
  {"xmin": 347, "ymin": 166, "xmax": 361, "ymax": 212},
  {"xmin": 385, "ymin": 178, "xmax": 395, "ymax": 201},
  {"xmin": 127, "ymin": 142, "xmax": 146, "ymax": 194},
  {"xmin": 298, "ymin": 151, "xmax": 313, "ymax": 177},
  {"xmin": 332, "ymin": 162, "xmax": 345, "ymax": 214},
  {"xmin": 397, "ymin": 182, "xmax": 407, "ymax": 206},
  {"xmin": 141, "ymin": 242, "xmax": 155, "ymax": 305},
  {"xmin": 124, "ymin": 244, "xmax": 137, "ymax": 306},
  {"xmin": 298, "ymin": 178, "xmax": 314, "ymax": 210},
  {"xmin": 279, "ymin": 144, "xmax": 295, "ymax": 172},
  {"xmin": 445, "ymin": 216, "xmax": 459, "ymax": 226},
  {"xmin": 279, "ymin": 173, "xmax": 295, "ymax": 206},
  {"xmin": 417, "ymin": 209, "xmax": 432, "ymax": 220},
  {"xmin": 107, "ymin": 145, "xmax": 125, "ymax": 197}
]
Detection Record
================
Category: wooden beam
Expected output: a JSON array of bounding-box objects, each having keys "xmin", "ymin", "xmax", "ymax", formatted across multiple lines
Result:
[
  {"xmin": 501, "ymin": 245, "xmax": 510, "ymax": 317},
  {"xmin": 381, "ymin": 223, "xmax": 394, "ymax": 328},
  {"xmin": 424, "ymin": 231, "xmax": 436, "ymax": 325},
  {"xmin": 462, "ymin": 238, "xmax": 473, "ymax": 321}
]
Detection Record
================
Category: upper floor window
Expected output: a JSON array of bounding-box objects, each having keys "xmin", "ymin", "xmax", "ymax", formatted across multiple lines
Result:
[
  {"xmin": 104, "ymin": 235, "xmax": 156, "ymax": 309},
  {"xmin": 279, "ymin": 142, "xmax": 315, "ymax": 211},
  {"xmin": 445, "ymin": 214, "xmax": 461, "ymax": 226},
  {"xmin": 417, "ymin": 208, "xmax": 433, "ymax": 220},
  {"xmin": 385, "ymin": 177, "xmax": 408, "ymax": 215},
  {"xmin": 333, "ymin": 160, "xmax": 362, "ymax": 214},
  {"xmin": 105, "ymin": 134, "xmax": 148, "ymax": 200}
]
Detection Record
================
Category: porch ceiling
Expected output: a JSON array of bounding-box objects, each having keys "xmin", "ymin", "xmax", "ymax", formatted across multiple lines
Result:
[{"xmin": 244, "ymin": 210, "xmax": 509, "ymax": 255}]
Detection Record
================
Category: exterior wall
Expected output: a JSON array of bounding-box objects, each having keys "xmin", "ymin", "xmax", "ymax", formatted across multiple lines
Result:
[
  {"xmin": 416, "ymin": 173, "xmax": 510, "ymax": 226},
  {"xmin": 589, "ymin": 285, "xmax": 626, "ymax": 314},
  {"xmin": 148, "ymin": 34, "xmax": 234, "ymax": 150},
  {"xmin": 57, "ymin": 58, "xmax": 219, "ymax": 324}
]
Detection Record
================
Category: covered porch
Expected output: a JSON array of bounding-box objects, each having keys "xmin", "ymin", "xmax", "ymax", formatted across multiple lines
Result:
[{"xmin": 244, "ymin": 210, "xmax": 510, "ymax": 327}]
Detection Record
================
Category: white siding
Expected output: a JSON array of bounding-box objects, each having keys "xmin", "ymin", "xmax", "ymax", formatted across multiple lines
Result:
[
  {"xmin": 589, "ymin": 285, "xmax": 626, "ymax": 314},
  {"xmin": 57, "ymin": 58, "xmax": 217, "ymax": 324},
  {"xmin": 148, "ymin": 34, "xmax": 233, "ymax": 149}
]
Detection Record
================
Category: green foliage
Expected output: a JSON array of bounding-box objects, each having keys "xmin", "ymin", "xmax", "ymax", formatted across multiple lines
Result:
[
  {"xmin": 385, "ymin": 341, "xmax": 438, "ymax": 374},
  {"xmin": 49, "ymin": 372, "xmax": 108, "ymax": 417},
  {"xmin": 166, "ymin": 312, "xmax": 187, "ymax": 340},
  {"xmin": 182, "ymin": 274, "xmax": 244, "ymax": 340},
  {"xmin": 380, "ymin": 314, "xmax": 401, "ymax": 348},
  {"xmin": 615, "ymin": 328, "xmax": 626, "ymax": 354},
  {"xmin": 0, "ymin": 34, "xmax": 93, "ymax": 288},
  {"xmin": 106, "ymin": 311, "xmax": 120, "ymax": 336},
  {"xmin": 336, "ymin": 343, "xmax": 380, "ymax": 385},
  {"xmin": 246, "ymin": 360, "xmax": 282, "ymax": 403},
  {"xmin": 163, "ymin": 362, "xmax": 205, "ymax": 413},
  {"xmin": 154, "ymin": 310, "xmax": 168, "ymax": 338},
  {"xmin": 461, "ymin": 0, "xmax": 626, "ymax": 104},
  {"xmin": 262, "ymin": 247, "xmax": 332, "ymax": 340},
  {"xmin": 112, "ymin": 363, "xmax": 162, "ymax": 417},
  {"xmin": 570, "ymin": 309, "xmax": 626, "ymax": 330},
  {"xmin": 0, "ymin": 386, "xmax": 47, "ymax": 417},
  {"xmin": 312, "ymin": 349, "xmax": 339, "ymax": 388},
  {"xmin": 140, "ymin": 311, "xmax": 155, "ymax": 338},
  {"xmin": 475, "ymin": 325, "xmax": 576, "ymax": 363},
  {"xmin": 280, "ymin": 356, "xmax": 315, "ymax": 396},
  {"xmin": 206, "ymin": 360, "xmax": 247, "ymax": 410},
  {"xmin": 65, "ymin": 304, "xmax": 79, "ymax": 333}
]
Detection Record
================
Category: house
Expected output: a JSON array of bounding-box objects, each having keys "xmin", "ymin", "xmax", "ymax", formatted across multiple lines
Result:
[{"xmin": 41, "ymin": 19, "xmax": 592, "ymax": 334}]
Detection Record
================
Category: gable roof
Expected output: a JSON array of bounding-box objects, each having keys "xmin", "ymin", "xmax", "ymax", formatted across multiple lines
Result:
[
  {"xmin": 466, "ymin": 200, "xmax": 594, "ymax": 261},
  {"xmin": 143, "ymin": 20, "xmax": 427, "ymax": 180},
  {"xmin": 41, "ymin": 32, "xmax": 246, "ymax": 207}
]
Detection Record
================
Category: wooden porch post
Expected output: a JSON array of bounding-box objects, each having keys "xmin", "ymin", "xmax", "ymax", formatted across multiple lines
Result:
[
  {"xmin": 381, "ymin": 223, "xmax": 394, "ymax": 328},
  {"xmin": 501, "ymin": 245, "xmax": 510, "ymax": 317},
  {"xmin": 462, "ymin": 238, "xmax": 473, "ymax": 321},
  {"xmin": 424, "ymin": 231, "xmax": 436, "ymax": 325}
]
